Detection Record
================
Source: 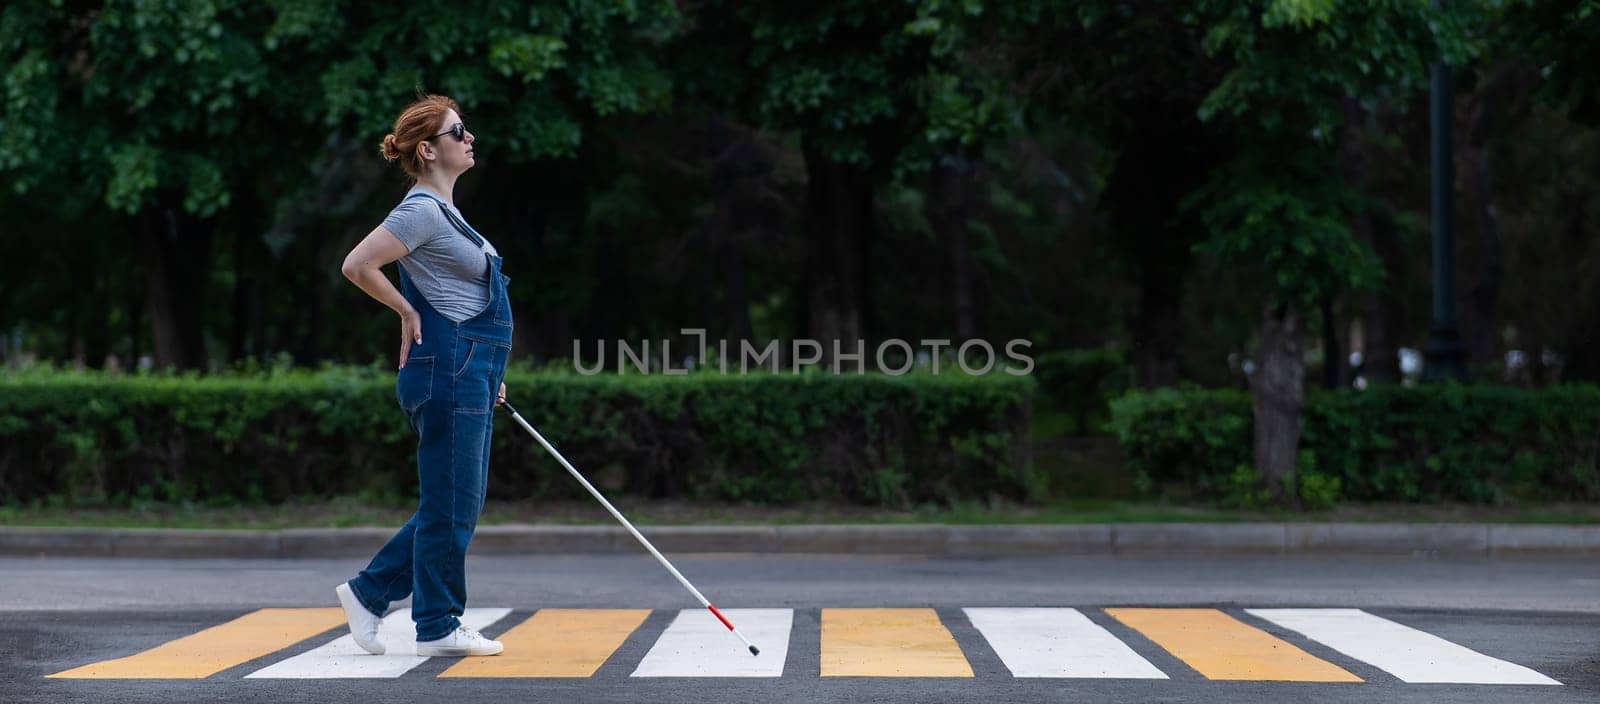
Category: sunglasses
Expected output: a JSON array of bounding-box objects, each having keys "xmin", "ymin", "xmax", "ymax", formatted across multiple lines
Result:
[{"xmin": 429, "ymin": 122, "xmax": 467, "ymax": 142}]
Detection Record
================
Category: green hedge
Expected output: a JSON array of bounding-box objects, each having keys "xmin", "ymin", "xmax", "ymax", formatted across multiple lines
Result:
[
  {"xmin": 1032, "ymin": 348, "xmax": 1131, "ymax": 435},
  {"xmin": 0, "ymin": 367, "xmax": 1036, "ymax": 508},
  {"xmin": 1110, "ymin": 385, "xmax": 1600, "ymax": 504}
]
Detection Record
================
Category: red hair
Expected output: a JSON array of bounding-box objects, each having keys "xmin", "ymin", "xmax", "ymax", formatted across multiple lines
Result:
[{"xmin": 379, "ymin": 94, "xmax": 462, "ymax": 179}]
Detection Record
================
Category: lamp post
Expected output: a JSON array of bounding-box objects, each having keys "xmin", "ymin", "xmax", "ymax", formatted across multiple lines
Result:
[{"xmin": 1423, "ymin": 0, "xmax": 1468, "ymax": 383}]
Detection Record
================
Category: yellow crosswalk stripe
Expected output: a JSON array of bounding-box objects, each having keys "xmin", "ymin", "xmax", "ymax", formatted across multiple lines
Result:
[
  {"xmin": 438, "ymin": 609, "xmax": 650, "ymax": 678},
  {"xmin": 47, "ymin": 608, "xmax": 345, "ymax": 679},
  {"xmin": 1105, "ymin": 608, "xmax": 1362, "ymax": 682},
  {"xmin": 820, "ymin": 608, "xmax": 973, "ymax": 677}
]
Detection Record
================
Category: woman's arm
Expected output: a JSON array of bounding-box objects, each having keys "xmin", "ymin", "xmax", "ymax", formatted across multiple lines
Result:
[
  {"xmin": 341, "ymin": 226, "xmax": 424, "ymax": 367},
  {"xmin": 340, "ymin": 225, "xmax": 411, "ymax": 311}
]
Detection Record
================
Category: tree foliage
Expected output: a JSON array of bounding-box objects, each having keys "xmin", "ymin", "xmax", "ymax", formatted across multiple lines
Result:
[{"xmin": 0, "ymin": 0, "xmax": 1595, "ymax": 399}]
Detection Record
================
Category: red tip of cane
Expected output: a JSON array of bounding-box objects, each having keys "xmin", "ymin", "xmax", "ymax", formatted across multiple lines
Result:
[{"xmin": 707, "ymin": 604, "xmax": 735, "ymax": 631}]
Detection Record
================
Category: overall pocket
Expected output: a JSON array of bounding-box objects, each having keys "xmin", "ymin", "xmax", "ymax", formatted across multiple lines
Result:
[
  {"xmin": 451, "ymin": 337, "xmax": 509, "ymax": 415},
  {"xmin": 492, "ymin": 273, "xmax": 514, "ymax": 328},
  {"xmin": 396, "ymin": 356, "xmax": 434, "ymax": 413}
]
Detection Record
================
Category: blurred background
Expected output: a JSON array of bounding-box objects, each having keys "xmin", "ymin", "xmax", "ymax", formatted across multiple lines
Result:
[{"xmin": 0, "ymin": 1, "xmax": 1596, "ymax": 521}]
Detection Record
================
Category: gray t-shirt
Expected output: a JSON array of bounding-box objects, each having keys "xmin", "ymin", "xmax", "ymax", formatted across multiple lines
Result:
[{"xmin": 382, "ymin": 186, "xmax": 500, "ymax": 323}]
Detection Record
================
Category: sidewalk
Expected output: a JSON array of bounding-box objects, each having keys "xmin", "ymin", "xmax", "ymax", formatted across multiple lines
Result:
[{"xmin": 3, "ymin": 522, "xmax": 1597, "ymax": 558}]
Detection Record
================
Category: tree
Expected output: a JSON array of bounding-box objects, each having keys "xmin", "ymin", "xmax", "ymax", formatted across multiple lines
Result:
[
  {"xmin": 0, "ymin": 1, "xmax": 296, "ymax": 368},
  {"xmin": 268, "ymin": 0, "xmax": 686, "ymax": 362},
  {"xmin": 675, "ymin": 1, "xmax": 1016, "ymax": 363},
  {"xmin": 1186, "ymin": 0, "xmax": 1476, "ymax": 501},
  {"xmin": 1497, "ymin": 0, "xmax": 1600, "ymax": 381},
  {"xmin": 0, "ymin": 0, "xmax": 687, "ymax": 368}
]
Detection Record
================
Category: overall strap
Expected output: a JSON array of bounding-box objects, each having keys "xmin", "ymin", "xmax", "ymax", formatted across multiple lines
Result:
[{"xmin": 403, "ymin": 191, "xmax": 487, "ymax": 249}]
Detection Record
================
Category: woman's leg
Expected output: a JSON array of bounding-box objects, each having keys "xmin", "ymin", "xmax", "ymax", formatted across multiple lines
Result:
[
  {"xmin": 349, "ymin": 334, "xmax": 440, "ymax": 617},
  {"xmin": 346, "ymin": 512, "xmax": 419, "ymax": 616},
  {"xmin": 410, "ymin": 338, "xmax": 496, "ymax": 642},
  {"xmin": 348, "ymin": 394, "xmax": 434, "ymax": 617}
]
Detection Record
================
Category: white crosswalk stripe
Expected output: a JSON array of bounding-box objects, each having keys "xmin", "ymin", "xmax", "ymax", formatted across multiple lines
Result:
[
  {"xmin": 244, "ymin": 608, "xmax": 511, "ymax": 679},
  {"xmin": 1246, "ymin": 608, "xmax": 1562, "ymax": 685},
  {"xmin": 965, "ymin": 607, "xmax": 1169, "ymax": 679},
  {"xmin": 630, "ymin": 608, "xmax": 794, "ymax": 678}
]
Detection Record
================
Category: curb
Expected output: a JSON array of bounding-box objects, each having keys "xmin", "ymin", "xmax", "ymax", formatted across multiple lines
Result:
[{"xmin": 1, "ymin": 523, "xmax": 1597, "ymax": 559}]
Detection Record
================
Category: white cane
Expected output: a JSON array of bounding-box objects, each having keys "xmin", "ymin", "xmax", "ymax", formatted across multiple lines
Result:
[{"xmin": 499, "ymin": 400, "xmax": 761, "ymax": 657}]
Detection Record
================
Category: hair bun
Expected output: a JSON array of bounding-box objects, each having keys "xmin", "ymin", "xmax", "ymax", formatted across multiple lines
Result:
[{"xmin": 380, "ymin": 134, "xmax": 400, "ymax": 161}]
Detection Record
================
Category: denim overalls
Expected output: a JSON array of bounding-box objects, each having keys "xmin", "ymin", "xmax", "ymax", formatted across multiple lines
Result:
[{"xmin": 348, "ymin": 192, "xmax": 513, "ymax": 642}]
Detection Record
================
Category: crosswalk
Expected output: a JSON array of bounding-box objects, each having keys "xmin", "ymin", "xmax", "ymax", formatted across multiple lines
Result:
[
  {"xmin": 45, "ymin": 607, "xmax": 1561, "ymax": 685},
  {"xmin": 633, "ymin": 608, "xmax": 794, "ymax": 677},
  {"xmin": 965, "ymin": 608, "xmax": 1166, "ymax": 679},
  {"xmin": 822, "ymin": 608, "xmax": 972, "ymax": 677},
  {"xmin": 1108, "ymin": 607, "xmax": 1363, "ymax": 682},
  {"xmin": 1246, "ymin": 609, "xmax": 1560, "ymax": 685},
  {"xmin": 245, "ymin": 608, "xmax": 512, "ymax": 679}
]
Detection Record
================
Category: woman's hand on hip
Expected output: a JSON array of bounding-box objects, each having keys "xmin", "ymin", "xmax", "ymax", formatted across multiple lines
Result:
[{"xmin": 398, "ymin": 309, "xmax": 423, "ymax": 368}]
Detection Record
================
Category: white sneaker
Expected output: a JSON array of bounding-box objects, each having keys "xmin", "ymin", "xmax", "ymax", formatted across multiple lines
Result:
[
  {"xmin": 335, "ymin": 582, "xmax": 386, "ymax": 655},
  {"xmin": 417, "ymin": 624, "xmax": 504, "ymax": 657}
]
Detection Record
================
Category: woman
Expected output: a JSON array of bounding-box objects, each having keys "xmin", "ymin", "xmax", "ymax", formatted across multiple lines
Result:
[{"xmin": 334, "ymin": 94, "xmax": 511, "ymax": 657}]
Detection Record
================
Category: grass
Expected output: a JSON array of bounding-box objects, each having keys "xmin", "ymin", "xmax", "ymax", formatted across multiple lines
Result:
[{"xmin": 2, "ymin": 497, "xmax": 1598, "ymax": 530}]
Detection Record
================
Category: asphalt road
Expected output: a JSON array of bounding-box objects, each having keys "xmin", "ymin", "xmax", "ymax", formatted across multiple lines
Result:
[{"xmin": 2, "ymin": 553, "xmax": 1596, "ymax": 703}]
